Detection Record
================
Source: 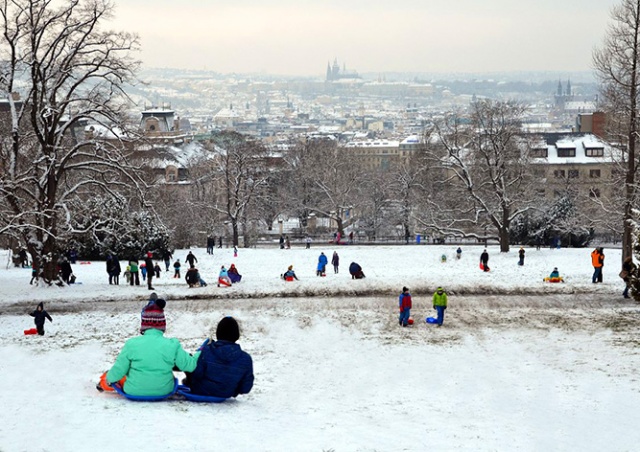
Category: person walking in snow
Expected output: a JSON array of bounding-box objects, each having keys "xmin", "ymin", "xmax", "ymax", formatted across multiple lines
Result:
[
  {"xmin": 106, "ymin": 255, "xmax": 121, "ymax": 285},
  {"xmin": 285, "ymin": 236, "xmax": 291, "ymax": 249},
  {"xmin": 162, "ymin": 249, "xmax": 173, "ymax": 272},
  {"xmin": 398, "ymin": 287, "xmax": 412, "ymax": 327},
  {"xmin": 432, "ymin": 287, "xmax": 448, "ymax": 326},
  {"xmin": 331, "ymin": 251, "xmax": 339, "ymax": 274},
  {"xmin": 29, "ymin": 302, "xmax": 53, "ymax": 336},
  {"xmin": 317, "ymin": 252, "xmax": 328, "ymax": 276},
  {"xmin": 144, "ymin": 252, "xmax": 155, "ymax": 290},
  {"xmin": 305, "ymin": 236, "xmax": 312, "ymax": 249},
  {"xmin": 480, "ymin": 249, "xmax": 490, "ymax": 272},
  {"xmin": 233, "ymin": 246, "xmax": 238, "ymax": 258},
  {"xmin": 153, "ymin": 263, "xmax": 161, "ymax": 279},
  {"xmin": 129, "ymin": 259, "xmax": 140, "ymax": 286},
  {"xmin": 456, "ymin": 247, "xmax": 462, "ymax": 260},
  {"xmin": 185, "ymin": 251, "xmax": 198, "ymax": 268},
  {"xmin": 173, "ymin": 259, "xmax": 181, "ymax": 278},
  {"xmin": 518, "ymin": 247, "xmax": 525, "ymax": 266}
]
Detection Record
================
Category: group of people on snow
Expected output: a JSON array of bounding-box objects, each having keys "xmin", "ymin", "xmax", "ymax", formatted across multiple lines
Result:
[
  {"xmin": 398, "ymin": 286, "xmax": 448, "ymax": 327},
  {"xmin": 95, "ymin": 294, "xmax": 253, "ymax": 400}
]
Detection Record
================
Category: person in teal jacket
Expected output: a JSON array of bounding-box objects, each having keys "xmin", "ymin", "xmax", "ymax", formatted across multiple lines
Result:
[
  {"xmin": 432, "ymin": 287, "xmax": 448, "ymax": 326},
  {"xmin": 103, "ymin": 299, "xmax": 199, "ymax": 396}
]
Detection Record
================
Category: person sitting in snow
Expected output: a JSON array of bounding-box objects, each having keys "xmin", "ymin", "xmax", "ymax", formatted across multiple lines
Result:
[
  {"xmin": 183, "ymin": 317, "xmax": 254, "ymax": 399},
  {"xmin": 218, "ymin": 266, "xmax": 232, "ymax": 287},
  {"xmin": 349, "ymin": 262, "xmax": 365, "ymax": 279},
  {"xmin": 185, "ymin": 266, "xmax": 201, "ymax": 287},
  {"xmin": 29, "ymin": 302, "xmax": 52, "ymax": 336},
  {"xmin": 228, "ymin": 264, "xmax": 242, "ymax": 283},
  {"xmin": 97, "ymin": 298, "xmax": 198, "ymax": 396},
  {"xmin": 282, "ymin": 265, "xmax": 298, "ymax": 281},
  {"xmin": 544, "ymin": 268, "xmax": 564, "ymax": 283}
]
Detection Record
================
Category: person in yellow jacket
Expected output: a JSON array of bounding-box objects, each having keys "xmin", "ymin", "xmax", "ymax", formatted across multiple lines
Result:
[{"xmin": 432, "ymin": 287, "xmax": 448, "ymax": 326}]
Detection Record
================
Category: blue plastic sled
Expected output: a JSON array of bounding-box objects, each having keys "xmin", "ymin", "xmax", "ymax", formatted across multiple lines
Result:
[
  {"xmin": 176, "ymin": 385, "xmax": 228, "ymax": 403},
  {"xmin": 426, "ymin": 317, "xmax": 438, "ymax": 324},
  {"xmin": 111, "ymin": 378, "xmax": 179, "ymax": 402}
]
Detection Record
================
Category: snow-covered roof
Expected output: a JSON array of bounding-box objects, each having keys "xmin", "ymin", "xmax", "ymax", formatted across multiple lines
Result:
[
  {"xmin": 401, "ymin": 135, "xmax": 421, "ymax": 145},
  {"xmin": 531, "ymin": 134, "xmax": 620, "ymax": 164},
  {"xmin": 84, "ymin": 124, "xmax": 126, "ymax": 139},
  {"xmin": 343, "ymin": 140, "xmax": 400, "ymax": 148}
]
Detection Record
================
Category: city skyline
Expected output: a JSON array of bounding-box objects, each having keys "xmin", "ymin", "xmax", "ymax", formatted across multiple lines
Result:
[{"xmin": 111, "ymin": 0, "xmax": 619, "ymax": 76}]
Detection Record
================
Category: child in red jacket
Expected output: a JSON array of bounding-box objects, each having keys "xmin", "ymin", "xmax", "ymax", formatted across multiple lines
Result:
[{"xmin": 398, "ymin": 287, "xmax": 412, "ymax": 327}]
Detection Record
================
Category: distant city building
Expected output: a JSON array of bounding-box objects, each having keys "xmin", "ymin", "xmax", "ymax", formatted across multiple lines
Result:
[
  {"xmin": 529, "ymin": 132, "xmax": 620, "ymax": 201},
  {"xmin": 325, "ymin": 58, "xmax": 360, "ymax": 82}
]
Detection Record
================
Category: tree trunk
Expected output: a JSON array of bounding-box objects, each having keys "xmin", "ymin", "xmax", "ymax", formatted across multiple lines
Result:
[
  {"xmin": 499, "ymin": 227, "xmax": 510, "ymax": 252},
  {"xmin": 231, "ymin": 220, "xmax": 239, "ymax": 247}
]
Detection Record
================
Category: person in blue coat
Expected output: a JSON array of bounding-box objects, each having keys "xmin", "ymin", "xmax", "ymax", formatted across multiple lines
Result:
[
  {"xmin": 349, "ymin": 262, "xmax": 365, "ymax": 279},
  {"xmin": 186, "ymin": 317, "xmax": 254, "ymax": 398},
  {"xmin": 317, "ymin": 252, "xmax": 328, "ymax": 276}
]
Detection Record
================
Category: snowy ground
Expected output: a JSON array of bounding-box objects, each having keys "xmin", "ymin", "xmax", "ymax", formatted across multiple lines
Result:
[{"xmin": 1, "ymin": 245, "xmax": 639, "ymax": 451}]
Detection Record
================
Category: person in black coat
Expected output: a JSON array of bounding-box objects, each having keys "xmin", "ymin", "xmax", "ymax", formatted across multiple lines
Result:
[
  {"xmin": 29, "ymin": 302, "xmax": 52, "ymax": 336},
  {"xmin": 185, "ymin": 251, "xmax": 198, "ymax": 267},
  {"xmin": 59, "ymin": 258, "xmax": 73, "ymax": 284},
  {"xmin": 185, "ymin": 317, "xmax": 254, "ymax": 398},
  {"xmin": 144, "ymin": 252, "xmax": 155, "ymax": 290},
  {"xmin": 480, "ymin": 249, "xmax": 490, "ymax": 272}
]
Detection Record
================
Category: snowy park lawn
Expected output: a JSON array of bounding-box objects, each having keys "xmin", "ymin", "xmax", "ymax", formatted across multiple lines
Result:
[{"xmin": 1, "ymin": 245, "xmax": 640, "ymax": 451}]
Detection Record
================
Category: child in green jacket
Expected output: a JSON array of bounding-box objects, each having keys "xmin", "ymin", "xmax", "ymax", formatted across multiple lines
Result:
[
  {"xmin": 98, "ymin": 299, "xmax": 198, "ymax": 396},
  {"xmin": 432, "ymin": 287, "xmax": 448, "ymax": 326}
]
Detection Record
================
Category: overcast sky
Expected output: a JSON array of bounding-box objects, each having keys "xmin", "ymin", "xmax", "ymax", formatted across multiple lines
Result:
[{"xmin": 111, "ymin": 0, "xmax": 620, "ymax": 76}]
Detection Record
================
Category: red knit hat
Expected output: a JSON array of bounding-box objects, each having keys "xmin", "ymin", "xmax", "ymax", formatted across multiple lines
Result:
[{"xmin": 140, "ymin": 300, "xmax": 166, "ymax": 334}]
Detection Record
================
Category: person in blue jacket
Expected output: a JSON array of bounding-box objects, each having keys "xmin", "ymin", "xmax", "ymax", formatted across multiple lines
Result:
[
  {"xmin": 186, "ymin": 317, "xmax": 254, "ymax": 398},
  {"xmin": 317, "ymin": 252, "xmax": 328, "ymax": 276}
]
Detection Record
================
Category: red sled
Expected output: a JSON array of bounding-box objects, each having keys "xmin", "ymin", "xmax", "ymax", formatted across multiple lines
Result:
[
  {"xmin": 24, "ymin": 328, "xmax": 37, "ymax": 335},
  {"xmin": 408, "ymin": 318, "xmax": 414, "ymax": 325},
  {"xmin": 479, "ymin": 263, "xmax": 484, "ymax": 270},
  {"xmin": 284, "ymin": 276, "xmax": 294, "ymax": 282}
]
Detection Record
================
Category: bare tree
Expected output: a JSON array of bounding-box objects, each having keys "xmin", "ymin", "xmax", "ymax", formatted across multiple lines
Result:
[
  {"xmin": 419, "ymin": 100, "xmax": 537, "ymax": 252},
  {"xmin": 357, "ymin": 168, "xmax": 394, "ymax": 241},
  {"xmin": 594, "ymin": 0, "xmax": 640, "ymax": 261},
  {"xmin": 0, "ymin": 0, "xmax": 141, "ymax": 282},
  {"xmin": 209, "ymin": 131, "xmax": 270, "ymax": 247},
  {"xmin": 291, "ymin": 139, "xmax": 364, "ymax": 237}
]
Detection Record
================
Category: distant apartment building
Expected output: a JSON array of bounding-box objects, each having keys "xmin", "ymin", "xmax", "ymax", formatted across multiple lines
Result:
[
  {"xmin": 529, "ymin": 133, "xmax": 620, "ymax": 201},
  {"xmin": 342, "ymin": 136, "xmax": 422, "ymax": 170}
]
